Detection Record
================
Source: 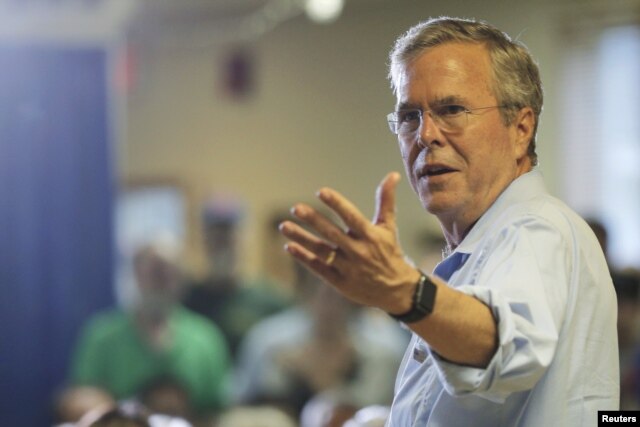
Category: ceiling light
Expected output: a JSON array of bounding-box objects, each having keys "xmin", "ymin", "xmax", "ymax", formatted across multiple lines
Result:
[{"xmin": 304, "ymin": 0, "xmax": 344, "ymax": 24}]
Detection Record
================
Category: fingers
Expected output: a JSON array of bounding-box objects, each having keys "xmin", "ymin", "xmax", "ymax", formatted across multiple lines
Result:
[
  {"xmin": 284, "ymin": 241, "xmax": 341, "ymax": 282},
  {"xmin": 278, "ymin": 175, "xmax": 410, "ymax": 311},
  {"xmin": 279, "ymin": 219, "xmax": 337, "ymax": 257},
  {"xmin": 316, "ymin": 188, "xmax": 369, "ymax": 237},
  {"xmin": 285, "ymin": 173, "xmax": 400, "ymax": 246},
  {"xmin": 373, "ymin": 172, "xmax": 401, "ymax": 225},
  {"xmin": 289, "ymin": 203, "xmax": 353, "ymax": 247}
]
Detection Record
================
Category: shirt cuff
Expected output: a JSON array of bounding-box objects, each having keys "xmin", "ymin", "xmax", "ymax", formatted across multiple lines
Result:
[{"xmin": 427, "ymin": 284, "xmax": 555, "ymax": 403}]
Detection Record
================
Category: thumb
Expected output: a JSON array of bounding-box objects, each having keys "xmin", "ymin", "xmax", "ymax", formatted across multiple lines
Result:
[{"xmin": 373, "ymin": 172, "xmax": 401, "ymax": 226}]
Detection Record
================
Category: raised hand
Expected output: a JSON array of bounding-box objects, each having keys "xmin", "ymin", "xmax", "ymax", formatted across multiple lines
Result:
[{"xmin": 279, "ymin": 172, "xmax": 421, "ymax": 314}]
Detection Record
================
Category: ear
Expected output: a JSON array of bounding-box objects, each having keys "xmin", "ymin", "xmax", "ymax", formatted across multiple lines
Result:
[{"xmin": 512, "ymin": 107, "xmax": 535, "ymax": 160}]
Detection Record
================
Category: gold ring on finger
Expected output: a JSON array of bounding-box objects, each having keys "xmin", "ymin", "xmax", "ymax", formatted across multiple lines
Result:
[{"xmin": 325, "ymin": 250, "xmax": 337, "ymax": 266}]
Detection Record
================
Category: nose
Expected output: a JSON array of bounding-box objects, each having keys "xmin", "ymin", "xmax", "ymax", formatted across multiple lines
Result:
[{"xmin": 418, "ymin": 110, "xmax": 443, "ymax": 149}]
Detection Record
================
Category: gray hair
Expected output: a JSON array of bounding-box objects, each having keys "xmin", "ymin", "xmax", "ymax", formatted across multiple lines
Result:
[{"xmin": 388, "ymin": 17, "xmax": 543, "ymax": 165}]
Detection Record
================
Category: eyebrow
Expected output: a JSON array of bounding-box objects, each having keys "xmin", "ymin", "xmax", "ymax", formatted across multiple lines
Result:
[
  {"xmin": 396, "ymin": 95, "xmax": 468, "ymax": 111},
  {"xmin": 396, "ymin": 101, "xmax": 420, "ymax": 111},
  {"xmin": 429, "ymin": 95, "xmax": 467, "ymax": 107}
]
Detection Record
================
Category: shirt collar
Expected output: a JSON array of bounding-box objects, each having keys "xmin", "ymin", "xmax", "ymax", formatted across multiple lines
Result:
[{"xmin": 455, "ymin": 168, "xmax": 547, "ymax": 253}]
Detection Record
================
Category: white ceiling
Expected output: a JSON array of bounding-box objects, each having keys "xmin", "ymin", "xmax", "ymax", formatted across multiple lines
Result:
[
  {"xmin": 131, "ymin": 0, "xmax": 306, "ymax": 45},
  {"xmin": 0, "ymin": 0, "xmax": 381, "ymax": 45},
  {"xmin": 136, "ymin": 0, "xmax": 271, "ymax": 23}
]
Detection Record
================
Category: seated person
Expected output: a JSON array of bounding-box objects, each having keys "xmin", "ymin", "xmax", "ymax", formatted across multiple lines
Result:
[
  {"xmin": 69, "ymin": 238, "xmax": 231, "ymax": 420},
  {"xmin": 232, "ymin": 264, "xmax": 408, "ymax": 416},
  {"xmin": 182, "ymin": 199, "xmax": 288, "ymax": 357}
]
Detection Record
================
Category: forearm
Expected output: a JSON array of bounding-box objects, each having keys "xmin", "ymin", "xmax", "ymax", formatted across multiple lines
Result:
[
  {"xmin": 383, "ymin": 267, "xmax": 498, "ymax": 368},
  {"xmin": 406, "ymin": 278, "xmax": 498, "ymax": 368}
]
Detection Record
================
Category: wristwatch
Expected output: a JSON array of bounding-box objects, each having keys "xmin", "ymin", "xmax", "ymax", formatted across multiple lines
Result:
[{"xmin": 389, "ymin": 271, "xmax": 437, "ymax": 323}]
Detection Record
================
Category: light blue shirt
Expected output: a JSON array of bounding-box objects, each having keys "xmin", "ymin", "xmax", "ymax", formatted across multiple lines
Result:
[{"xmin": 387, "ymin": 170, "xmax": 619, "ymax": 427}]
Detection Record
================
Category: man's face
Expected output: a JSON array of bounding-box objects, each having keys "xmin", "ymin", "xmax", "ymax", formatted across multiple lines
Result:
[
  {"xmin": 395, "ymin": 42, "xmax": 531, "ymax": 232},
  {"xmin": 134, "ymin": 248, "xmax": 181, "ymax": 304}
]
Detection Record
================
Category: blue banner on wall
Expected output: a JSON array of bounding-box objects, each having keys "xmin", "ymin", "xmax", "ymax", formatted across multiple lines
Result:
[{"xmin": 0, "ymin": 45, "xmax": 115, "ymax": 427}]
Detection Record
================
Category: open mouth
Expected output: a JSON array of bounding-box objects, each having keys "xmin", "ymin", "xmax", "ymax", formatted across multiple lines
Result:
[
  {"xmin": 425, "ymin": 167, "xmax": 454, "ymax": 176},
  {"xmin": 420, "ymin": 165, "xmax": 456, "ymax": 178}
]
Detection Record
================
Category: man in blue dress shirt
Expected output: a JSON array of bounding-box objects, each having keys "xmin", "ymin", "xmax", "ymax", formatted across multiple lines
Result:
[{"xmin": 280, "ymin": 17, "xmax": 619, "ymax": 426}]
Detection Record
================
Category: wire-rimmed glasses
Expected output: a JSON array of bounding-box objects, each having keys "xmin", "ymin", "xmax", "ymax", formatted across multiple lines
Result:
[{"xmin": 386, "ymin": 104, "xmax": 510, "ymax": 137}]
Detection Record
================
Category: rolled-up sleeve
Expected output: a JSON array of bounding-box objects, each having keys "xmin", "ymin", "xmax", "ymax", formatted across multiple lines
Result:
[{"xmin": 428, "ymin": 216, "xmax": 572, "ymax": 403}]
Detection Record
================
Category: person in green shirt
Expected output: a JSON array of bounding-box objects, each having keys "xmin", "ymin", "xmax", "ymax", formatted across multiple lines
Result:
[{"xmin": 70, "ymin": 238, "xmax": 231, "ymax": 419}]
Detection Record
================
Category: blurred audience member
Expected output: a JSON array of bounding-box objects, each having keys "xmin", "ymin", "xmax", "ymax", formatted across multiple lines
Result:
[
  {"xmin": 53, "ymin": 385, "xmax": 115, "ymax": 426},
  {"xmin": 70, "ymin": 237, "xmax": 230, "ymax": 421},
  {"xmin": 76, "ymin": 401, "xmax": 192, "ymax": 427},
  {"xmin": 215, "ymin": 405, "xmax": 297, "ymax": 427},
  {"xmin": 76, "ymin": 402, "xmax": 149, "ymax": 427},
  {"xmin": 138, "ymin": 376, "xmax": 191, "ymax": 420},
  {"xmin": 299, "ymin": 392, "xmax": 359, "ymax": 427},
  {"xmin": 342, "ymin": 405, "xmax": 389, "ymax": 427},
  {"xmin": 233, "ymin": 263, "xmax": 407, "ymax": 416},
  {"xmin": 182, "ymin": 197, "xmax": 287, "ymax": 356}
]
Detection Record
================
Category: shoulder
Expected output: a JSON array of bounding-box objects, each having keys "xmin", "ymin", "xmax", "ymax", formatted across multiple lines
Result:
[
  {"xmin": 488, "ymin": 190, "xmax": 593, "ymax": 250},
  {"xmin": 470, "ymin": 193, "xmax": 607, "ymax": 288},
  {"xmin": 172, "ymin": 307, "xmax": 231, "ymax": 353},
  {"xmin": 484, "ymin": 170, "xmax": 587, "ymax": 240}
]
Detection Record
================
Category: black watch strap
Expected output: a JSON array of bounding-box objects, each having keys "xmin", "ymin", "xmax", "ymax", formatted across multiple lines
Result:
[{"xmin": 389, "ymin": 272, "xmax": 437, "ymax": 324}]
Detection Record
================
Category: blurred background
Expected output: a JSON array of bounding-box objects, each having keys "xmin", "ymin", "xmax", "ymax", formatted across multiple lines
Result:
[{"xmin": 1, "ymin": 0, "xmax": 640, "ymax": 426}]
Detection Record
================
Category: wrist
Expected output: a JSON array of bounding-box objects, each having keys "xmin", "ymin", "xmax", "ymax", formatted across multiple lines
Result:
[
  {"xmin": 388, "ymin": 270, "xmax": 438, "ymax": 324},
  {"xmin": 386, "ymin": 268, "xmax": 423, "ymax": 315}
]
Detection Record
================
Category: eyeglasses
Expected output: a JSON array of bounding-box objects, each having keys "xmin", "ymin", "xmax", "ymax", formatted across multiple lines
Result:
[{"xmin": 386, "ymin": 104, "xmax": 509, "ymax": 137}]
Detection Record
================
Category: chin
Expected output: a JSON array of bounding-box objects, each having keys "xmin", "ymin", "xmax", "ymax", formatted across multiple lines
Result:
[
  {"xmin": 421, "ymin": 198, "xmax": 442, "ymax": 214},
  {"xmin": 421, "ymin": 195, "xmax": 458, "ymax": 216}
]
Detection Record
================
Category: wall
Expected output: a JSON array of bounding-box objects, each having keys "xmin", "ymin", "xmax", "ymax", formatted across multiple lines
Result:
[{"xmin": 121, "ymin": 0, "xmax": 584, "ymax": 279}]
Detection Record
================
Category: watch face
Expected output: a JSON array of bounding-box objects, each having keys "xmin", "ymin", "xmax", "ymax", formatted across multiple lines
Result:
[
  {"xmin": 416, "ymin": 274, "xmax": 437, "ymax": 313},
  {"xmin": 390, "ymin": 273, "xmax": 437, "ymax": 323}
]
